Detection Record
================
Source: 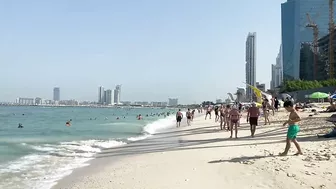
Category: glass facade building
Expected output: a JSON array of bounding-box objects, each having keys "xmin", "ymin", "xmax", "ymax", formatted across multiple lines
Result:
[{"xmin": 281, "ymin": 0, "xmax": 336, "ymax": 80}]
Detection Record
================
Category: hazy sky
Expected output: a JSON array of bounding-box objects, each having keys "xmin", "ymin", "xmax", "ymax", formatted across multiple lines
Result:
[{"xmin": 0, "ymin": 0, "xmax": 283, "ymax": 103}]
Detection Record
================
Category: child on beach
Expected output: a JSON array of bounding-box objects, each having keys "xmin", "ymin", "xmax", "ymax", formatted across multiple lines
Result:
[
  {"xmin": 229, "ymin": 106, "xmax": 240, "ymax": 138},
  {"xmin": 280, "ymin": 101, "xmax": 303, "ymax": 156}
]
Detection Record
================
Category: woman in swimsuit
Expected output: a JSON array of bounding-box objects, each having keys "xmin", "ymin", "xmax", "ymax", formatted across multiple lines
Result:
[
  {"xmin": 219, "ymin": 105, "xmax": 225, "ymax": 130},
  {"xmin": 186, "ymin": 109, "xmax": 192, "ymax": 126},
  {"xmin": 262, "ymin": 99, "xmax": 270, "ymax": 125},
  {"xmin": 229, "ymin": 106, "xmax": 240, "ymax": 138},
  {"xmin": 224, "ymin": 105, "xmax": 231, "ymax": 130}
]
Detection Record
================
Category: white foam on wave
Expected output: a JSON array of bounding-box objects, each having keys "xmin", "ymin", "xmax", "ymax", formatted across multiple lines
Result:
[
  {"xmin": 143, "ymin": 113, "xmax": 184, "ymax": 134},
  {"xmin": 0, "ymin": 139, "xmax": 126, "ymax": 189}
]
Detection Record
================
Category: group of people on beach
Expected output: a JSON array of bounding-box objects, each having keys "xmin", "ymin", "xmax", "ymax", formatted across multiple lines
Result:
[{"xmin": 176, "ymin": 98, "xmax": 303, "ymax": 156}]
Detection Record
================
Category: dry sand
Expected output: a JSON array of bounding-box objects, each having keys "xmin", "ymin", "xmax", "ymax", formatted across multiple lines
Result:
[{"xmin": 53, "ymin": 109, "xmax": 336, "ymax": 189}]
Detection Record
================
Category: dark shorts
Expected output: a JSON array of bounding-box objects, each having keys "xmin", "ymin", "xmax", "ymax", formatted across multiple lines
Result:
[
  {"xmin": 176, "ymin": 116, "xmax": 182, "ymax": 122},
  {"xmin": 215, "ymin": 111, "xmax": 218, "ymax": 115},
  {"xmin": 249, "ymin": 117, "xmax": 258, "ymax": 126},
  {"xmin": 206, "ymin": 111, "xmax": 211, "ymax": 115},
  {"xmin": 187, "ymin": 116, "xmax": 191, "ymax": 119},
  {"xmin": 231, "ymin": 119, "xmax": 239, "ymax": 124}
]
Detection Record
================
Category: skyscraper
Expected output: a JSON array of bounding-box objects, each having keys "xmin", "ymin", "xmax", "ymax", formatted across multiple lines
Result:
[
  {"xmin": 98, "ymin": 86, "xmax": 104, "ymax": 104},
  {"xmin": 105, "ymin": 89, "xmax": 113, "ymax": 105},
  {"xmin": 53, "ymin": 87, "xmax": 60, "ymax": 101},
  {"xmin": 271, "ymin": 45, "xmax": 283, "ymax": 89},
  {"xmin": 114, "ymin": 85, "xmax": 121, "ymax": 104},
  {"xmin": 281, "ymin": 0, "xmax": 336, "ymax": 80},
  {"xmin": 245, "ymin": 32, "xmax": 256, "ymax": 101}
]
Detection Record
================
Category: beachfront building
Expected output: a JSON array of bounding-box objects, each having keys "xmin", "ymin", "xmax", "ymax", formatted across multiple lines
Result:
[
  {"xmin": 271, "ymin": 46, "xmax": 283, "ymax": 90},
  {"xmin": 168, "ymin": 98, "xmax": 178, "ymax": 106},
  {"xmin": 53, "ymin": 87, "xmax": 60, "ymax": 101},
  {"xmin": 245, "ymin": 32, "xmax": 256, "ymax": 102},
  {"xmin": 98, "ymin": 86, "xmax": 104, "ymax": 104},
  {"xmin": 256, "ymin": 82, "xmax": 266, "ymax": 92},
  {"xmin": 317, "ymin": 28, "xmax": 336, "ymax": 79},
  {"xmin": 114, "ymin": 85, "xmax": 121, "ymax": 105},
  {"xmin": 281, "ymin": 0, "xmax": 336, "ymax": 80}
]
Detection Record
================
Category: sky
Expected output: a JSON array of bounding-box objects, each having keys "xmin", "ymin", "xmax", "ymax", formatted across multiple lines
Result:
[{"xmin": 0, "ymin": 0, "xmax": 284, "ymax": 104}]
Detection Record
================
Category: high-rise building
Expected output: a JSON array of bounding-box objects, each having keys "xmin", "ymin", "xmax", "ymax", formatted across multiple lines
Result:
[
  {"xmin": 105, "ymin": 89, "xmax": 113, "ymax": 105},
  {"xmin": 168, "ymin": 98, "xmax": 178, "ymax": 106},
  {"xmin": 98, "ymin": 86, "xmax": 104, "ymax": 104},
  {"xmin": 53, "ymin": 87, "xmax": 60, "ymax": 101},
  {"xmin": 114, "ymin": 85, "xmax": 121, "ymax": 104},
  {"xmin": 271, "ymin": 46, "xmax": 284, "ymax": 89},
  {"xmin": 281, "ymin": 0, "xmax": 336, "ymax": 80},
  {"xmin": 245, "ymin": 32, "xmax": 256, "ymax": 101}
]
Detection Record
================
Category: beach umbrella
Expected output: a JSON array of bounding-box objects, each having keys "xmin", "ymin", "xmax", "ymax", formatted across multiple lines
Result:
[
  {"xmin": 281, "ymin": 93, "xmax": 291, "ymax": 100},
  {"xmin": 309, "ymin": 92, "xmax": 329, "ymax": 99},
  {"xmin": 330, "ymin": 94, "xmax": 336, "ymax": 99}
]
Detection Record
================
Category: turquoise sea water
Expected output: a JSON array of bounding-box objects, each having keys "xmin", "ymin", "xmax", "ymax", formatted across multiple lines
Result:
[{"xmin": 0, "ymin": 106, "xmax": 178, "ymax": 189}]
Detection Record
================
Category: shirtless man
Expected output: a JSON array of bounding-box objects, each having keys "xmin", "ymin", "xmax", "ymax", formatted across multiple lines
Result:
[
  {"xmin": 176, "ymin": 109, "xmax": 183, "ymax": 127},
  {"xmin": 229, "ymin": 106, "xmax": 240, "ymax": 138},
  {"xmin": 280, "ymin": 101, "xmax": 303, "ymax": 156},
  {"xmin": 247, "ymin": 103, "xmax": 260, "ymax": 137},
  {"xmin": 205, "ymin": 106, "xmax": 212, "ymax": 120}
]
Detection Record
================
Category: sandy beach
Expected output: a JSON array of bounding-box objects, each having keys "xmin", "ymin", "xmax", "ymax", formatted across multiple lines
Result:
[{"xmin": 53, "ymin": 109, "xmax": 336, "ymax": 189}]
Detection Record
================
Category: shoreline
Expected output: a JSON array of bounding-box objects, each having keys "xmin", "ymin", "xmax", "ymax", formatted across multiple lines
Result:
[
  {"xmin": 53, "ymin": 111, "xmax": 336, "ymax": 189},
  {"xmin": 51, "ymin": 112, "xmax": 193, "ymax": 189}
]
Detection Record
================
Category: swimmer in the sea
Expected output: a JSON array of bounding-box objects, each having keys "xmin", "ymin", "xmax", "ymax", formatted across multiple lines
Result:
[
  {"xmin": 18, "ymin": 123, "xmax": 23, "ymax": 128},
  {"xmin": 65, "ymin": 119, "xmax": 72, "ymax": 126}
]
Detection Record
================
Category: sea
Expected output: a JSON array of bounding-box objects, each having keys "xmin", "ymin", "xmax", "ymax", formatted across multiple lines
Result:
[{"xmin": 0, "ymin": 106, "xmax": 179, "ymax": 189}]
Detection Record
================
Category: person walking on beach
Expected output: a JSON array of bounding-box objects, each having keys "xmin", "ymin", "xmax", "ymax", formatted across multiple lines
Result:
[
  {"xmin": 219, "ymin": 105, "xmax": 225, "ymax": 130},
  {"xmin": 205, "ymin": 106, "xmax": 212, "ymax": 120},
  {"xmin": 224, "ymin": 104, "xmax": 231, "ymax": 130},
  {"xmin": 262, "ymin": 99, "xmax": 271, "ymax": 125},
  {"xmin": 279, "ymin": 101, "xmax": 303, "ymax": 156},
  {"xmin": 176, "ymin": 109, "xmax": 183, "ymax": 128},
  {"xmin": 186, "ymin": 109, "xmax": 192, "ymax": 126},
  {"xmin": 274, "ymin": 97, "xmax": 279, "ymax": 111},
  {"xmin": 247, "ymin": 103, "xmax": 260, "ymax": 137},
  {"xmin": 191, "ymin": 109, "xmax": 195, "ymax": 121},
  {"xmin": 214, "ymin": 106, "xmax": 219, "ymax": 122},
  {"xmin": 229, "ymin": 106, "xmax": 240, "ymax": 138}
]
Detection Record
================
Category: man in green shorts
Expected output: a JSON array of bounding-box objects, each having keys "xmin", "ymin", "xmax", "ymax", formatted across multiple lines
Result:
[{"xmin": 279, "ymin": 101, "xmax": 303, "ymax": 156}]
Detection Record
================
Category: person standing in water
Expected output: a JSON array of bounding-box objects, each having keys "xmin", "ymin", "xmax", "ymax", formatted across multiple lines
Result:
[
  {"xmin": 247, "ymin": 103, "xmax": 260, "ymax": 137},
  {"xmin": 280, "ymin": 101, "xmax": 303, "ymax": 156},
  {"xmin": 186, "ymin": 109, "xmax": 192, "ymax": 126},
  {"xmin": 176, "ymin": 109, "xmax": 183, "ymax": 128}
]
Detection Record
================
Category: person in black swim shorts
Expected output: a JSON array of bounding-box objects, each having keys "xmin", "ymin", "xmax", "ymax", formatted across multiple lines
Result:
[{"xmin": 176, "ymin": 109, "xmax": 183, "ymax": 127}]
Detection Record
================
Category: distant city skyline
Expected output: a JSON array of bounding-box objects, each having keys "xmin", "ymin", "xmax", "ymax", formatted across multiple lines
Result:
[{"xmin": 0, "ymin": 1, "xmax": 284, "ymax": 103}]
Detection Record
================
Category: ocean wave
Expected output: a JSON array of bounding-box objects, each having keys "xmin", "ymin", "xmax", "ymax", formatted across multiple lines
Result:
[{"xmin": 0, "ymin": 113, "xmax": 179, "ymax": 189}]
